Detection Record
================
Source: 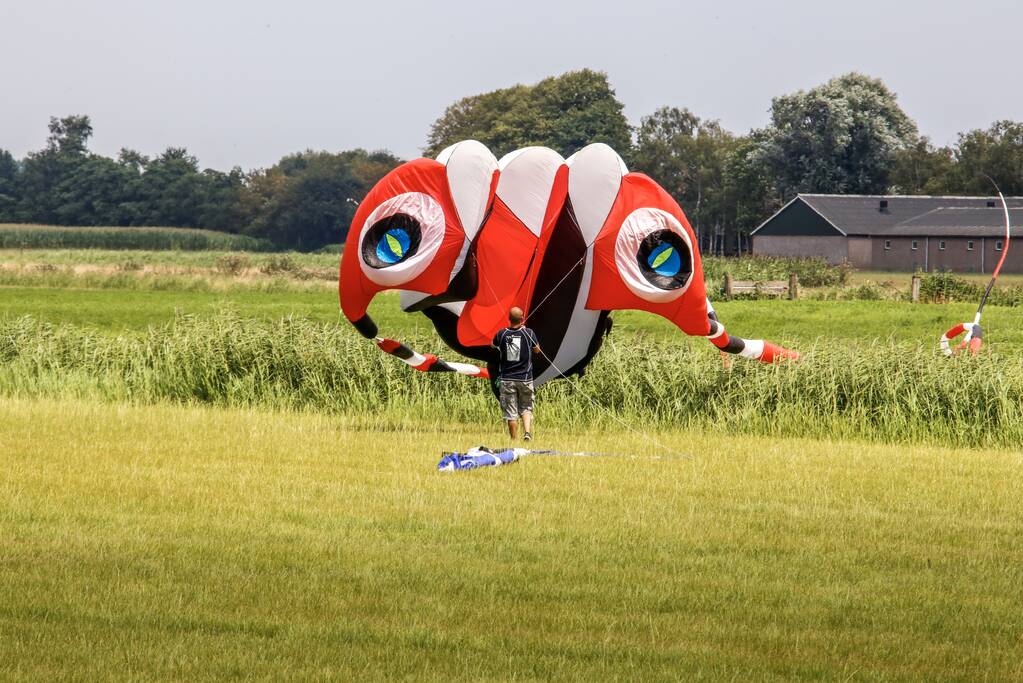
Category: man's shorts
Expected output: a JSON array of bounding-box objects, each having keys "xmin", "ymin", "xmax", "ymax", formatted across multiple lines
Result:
[{"xmin": 499, "ymin": 379, "xmax": 534, "ymax": 421}]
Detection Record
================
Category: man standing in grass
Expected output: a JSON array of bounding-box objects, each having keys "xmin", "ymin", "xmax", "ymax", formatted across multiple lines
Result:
[{"xmin": 492, "ymin": 307, "xmax": 541, "ymax": 441}]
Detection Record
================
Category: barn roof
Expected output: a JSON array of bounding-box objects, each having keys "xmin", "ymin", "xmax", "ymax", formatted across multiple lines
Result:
[
  {"xmin": 752, "ymin": 194, "xmax": 1023, "ymax": 237},
  {"xmin": 882, "ymin": 207, "xmax": 1023, "ymax": 237}
]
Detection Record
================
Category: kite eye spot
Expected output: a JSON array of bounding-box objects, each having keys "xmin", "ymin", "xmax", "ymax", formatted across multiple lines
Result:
[
  {"xmin": 363, "ymin": 215, "xmax": 421, "ymax": 269},
  {"xmin": 357, "ymin": 192, "xmax": 444, "ymax": 287},
  {"xmin": 380, "ymin": 230, "xmax": 409, "ymax": 262},
  {"xmin": 637, "ymin": 230, "xmax": 690, "ymax": 290},
  {"xmin": 614, "ymin": 208, "xmax": 694, "ymax": 303}
]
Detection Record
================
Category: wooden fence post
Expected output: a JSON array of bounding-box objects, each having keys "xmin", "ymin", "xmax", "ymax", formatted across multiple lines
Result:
[
  {"xmin": 911, "ymin": 275, "xmax": 921, "ymax": 303},
  {"xmin": 788, "ymin": 273, "xmax": 799, "ymax": 300},
  {"xmin": 724, "ymin": 272, "xmax": 733, "ymax": 296}
]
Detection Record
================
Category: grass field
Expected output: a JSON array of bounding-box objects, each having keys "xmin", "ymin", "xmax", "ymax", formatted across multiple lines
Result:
[
  {"xmin": 0, "ymin": 248, "xmax": 339, "ymax": 269},
  {"xmin": 850, "ymin": 269, "xmax": 1023, "ymax": 288},
  {"xmin": 2, "ymin": 397, "xmax": 1021, "ymax": 680},
  {"xmin": 6, "ymin": 284, "xmax": 1023, "ymax": 352},
  {"xmin": 4, "ymin": 247, "xmax": 1023, "ymax": 679}
]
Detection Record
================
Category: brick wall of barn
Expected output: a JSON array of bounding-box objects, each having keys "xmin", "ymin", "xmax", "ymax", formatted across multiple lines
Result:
[
  {"xmin": 752, "ymin": 235, "xmax": 848, "ymax": 264},
  {"xmin": 978, "ymin": 237, "xmax": 1023, "ymax": 273},
  {"xmin": 871, "ymin": 237, "xmax": 931, "ymax": 271},
  {"xmin": 847, "ymin": 237, "xmax": 871, "ymax": 268},
  {"xmin": 869, "ymin": 237, "xmax": 1023, "ymax": 273}
]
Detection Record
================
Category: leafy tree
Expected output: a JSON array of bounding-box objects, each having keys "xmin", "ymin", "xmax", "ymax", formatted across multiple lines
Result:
[
  {"xmin": 117, "ymin": 148, "xmax": 149, "ymax": 173},
  {"xmin": 0, "ymin": 149, "xmax": 19, "ymax": 221},
  {"xmin": 424, "ymin": 70, "xmax": 631, "ymax": 158},
  {"xmin": 45, "ymin": 115, "xmax": 93, "ymax": 155},
  {"xmin": 530, "ymin": 70, "xmax": 632, "ymax": 158},
  {"xmin": 240, "ymin": 149, "xmax": 401, "ymax": 250},
  {"xmin": 16, "ymin": 115, "xmax": 96, "ymax": 223},
  {"xmin": 137, "ymin": 148, "xmax": 207, "ymax": 226},
  {"xmin": 724, "ymin": 132, "xmax": 782, "ymax": 251},
  {"xmin": 198, "ymin": 168, "xmax": 247, "ymax": 233},
  {"xmin": 632, "ymin": 107, "xmax": 737, "ymax": 252},
  {"xmin": 889, "ymin": 137, "xmax": 956, "ymax": 194},
  {"xmin": 113, "ymin": 149, "xmax": 148, "ymax": 225},
  {"xmin": 757, "ymin": 73, "xmax": 919, "ymax": 197},
  {"xmin": 949, "ymin": 120, "xmax": 1023, "ymax": 195},
  {"xmin": 52, "ymin": 154, "xmax": 139, "ymax": 226},
  {"xmin": 633, "ymin": 107, "xmax": 702, "ymax": 200}
]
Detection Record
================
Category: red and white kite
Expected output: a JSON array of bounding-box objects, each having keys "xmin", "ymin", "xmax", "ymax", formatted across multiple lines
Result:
[{"xmin": 340, "ymin": 141, "xmax": 797, "ymax": 385}]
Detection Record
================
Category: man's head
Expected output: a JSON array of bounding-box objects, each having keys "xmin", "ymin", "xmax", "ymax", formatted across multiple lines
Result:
[{"xmin": 508, "ymin": 307, "xmax": 524, "ymax": 327}]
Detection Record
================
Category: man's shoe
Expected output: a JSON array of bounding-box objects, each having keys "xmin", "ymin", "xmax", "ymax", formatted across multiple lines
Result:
[{"xmin": 524, "ymin": 432, "xmax": 532, "ymax": 441}]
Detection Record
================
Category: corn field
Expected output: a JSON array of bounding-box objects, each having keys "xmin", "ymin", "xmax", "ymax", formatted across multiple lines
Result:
[{"xmin": 0, "ymin": 224, "xmax": 274, "ymax": 251}]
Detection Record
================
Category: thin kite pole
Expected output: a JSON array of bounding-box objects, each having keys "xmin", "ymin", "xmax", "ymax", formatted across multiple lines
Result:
[{"xmin": 939, "ymin": 180, "xmax": 1012, "ymax": 355}]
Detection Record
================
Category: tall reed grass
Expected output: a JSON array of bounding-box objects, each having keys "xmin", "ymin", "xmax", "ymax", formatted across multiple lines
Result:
[{"xmin": 2, "ymin": 314, "xmax": 1019, "ymax": 447}]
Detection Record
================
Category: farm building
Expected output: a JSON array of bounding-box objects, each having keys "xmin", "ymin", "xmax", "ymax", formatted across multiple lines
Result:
[{"xmin": 751, "ymin": 194, "xmax": 1023, "ymax": 273}]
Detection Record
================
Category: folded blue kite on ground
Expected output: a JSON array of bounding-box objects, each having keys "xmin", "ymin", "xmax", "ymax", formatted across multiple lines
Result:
[{"xmin": 437, "ymin": 446, "xmax": 522, "ymax": 471}]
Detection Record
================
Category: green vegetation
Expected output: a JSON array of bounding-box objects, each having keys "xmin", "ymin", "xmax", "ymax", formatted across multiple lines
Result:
[
  {"xmin": 0, "ymin": 288, "xmax": 341, "ymax": 330},
  {"xmin": 0, "ymin": 224, "xmax": 273, "ymax": 251},
  {"xmin": 702, "ymin": 255, "xmax": 851, "ymax": 288},
  {"xmin": 2, "ymin": 397, "xmax": 1021, "ymax": 680},
  {"xmin": 7, "ymin": 275, "xmax": 1023, "ymax": 349},
  {"xmin": 919, "ymin": 270, "xmax": 1023, "ymax": 306},
  {"xmin": 4, "ymin": 313, "xmax": 1022, "ymax": 448}
]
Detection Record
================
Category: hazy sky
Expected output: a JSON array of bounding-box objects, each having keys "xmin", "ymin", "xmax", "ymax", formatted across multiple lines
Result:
[{"xmin": 3, "ymin": 0, "xmax": 1020, "ymax": 170}]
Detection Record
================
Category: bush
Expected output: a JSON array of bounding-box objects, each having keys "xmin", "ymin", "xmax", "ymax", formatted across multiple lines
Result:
[
  {"xmin": 916, "ymin": 271, "xmax": 1023, "ymax": 307},
  {"xmin": 215, "ymin": 253, "xmax": 252, "ymax": 276},
  {"xmin": 260, "ymin": 254, "xmax": 298, "ymax": 275},
  {"xmin": 848, "ymin": 283, "xmax": 883, "ymax": 300},
  {"xmin": 918, "ymin": 271, "xmax": 981, "ymax": 303},
  {"xmin": 703, "ymin": 256, "xmax": 851, "ymax": 289}
]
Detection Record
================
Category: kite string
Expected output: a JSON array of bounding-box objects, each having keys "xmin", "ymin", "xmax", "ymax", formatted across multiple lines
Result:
[
  {"xmin": 477, "ymin": 251, "xmax": 687, "ymax": 459},
  {"xmin": 526, "ymin": 253, "xmax": 587, "ymax": 318},
  {"xmin": 525, "ymin": 449, "xmax": 681, "ymax": 461}
]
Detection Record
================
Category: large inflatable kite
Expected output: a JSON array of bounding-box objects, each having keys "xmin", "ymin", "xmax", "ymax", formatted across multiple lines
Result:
[{"xmin": 339, "ymin": 141, "xmax": 797, "ymax": 386}]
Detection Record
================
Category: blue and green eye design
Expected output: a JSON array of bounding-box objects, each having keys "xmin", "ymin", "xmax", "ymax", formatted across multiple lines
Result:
[
  {"xmin": 647, "ymin": 242, "xmax": 681, "ymax": 276},
  {"xmin": 362, "ymin": 214, "xmax": 422, "ymax": 269},
  {"xmin": 376, "ymin": 228, "xmax": 411, "ymax": 264},
  {"xmin": 637, "ymin": 230, "xmax": 691, "ymax": 290}
]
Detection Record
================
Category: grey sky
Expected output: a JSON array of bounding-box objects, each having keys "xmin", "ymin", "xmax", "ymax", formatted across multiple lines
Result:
[{"xmin": 3, "ymin": 0, "xmax": 1020, "ymax": 171}]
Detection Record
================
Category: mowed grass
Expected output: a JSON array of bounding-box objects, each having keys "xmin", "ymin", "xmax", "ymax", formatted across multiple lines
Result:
[
  {"xmin": 0, "ymin": 286, "xmax": 345, "ymax": 331},
  {"xmin": 6, "ymin": 283, "xmax": 1023, "ymax": 351},
  {"xmin": 1, "ymin": 397, "xmax": 1021, "ymax": 680},
  {"xmin": 850, "ymin": 269, "xmax": 1023, "ymax": 289}
]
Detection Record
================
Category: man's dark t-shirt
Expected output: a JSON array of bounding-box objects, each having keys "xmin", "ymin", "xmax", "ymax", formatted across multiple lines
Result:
[{"xmin": 493, "ymin": 326, "xmax": 539, "ymax": 381}]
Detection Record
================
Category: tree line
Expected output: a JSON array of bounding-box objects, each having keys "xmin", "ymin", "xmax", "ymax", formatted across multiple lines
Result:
[
  {"xmin": 2, "ymin": 70, "xmax": 1021, "ymax": 251},
  {"xmin": 0, "ymin": 116, "xmax": 399, "ymax": 250}
]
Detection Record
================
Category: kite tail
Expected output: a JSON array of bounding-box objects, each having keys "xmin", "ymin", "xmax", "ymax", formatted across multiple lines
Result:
[
  {"xmin": 940, "ymin": 321, "xmax": 983, "ymax": 356},
  {"xmin": 376, "ymin": 338, "xmax": 490, "ymax": 378},
  {"xmin": 706, "ymin": 318, "xmax": 798, "ymax": 363}
]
